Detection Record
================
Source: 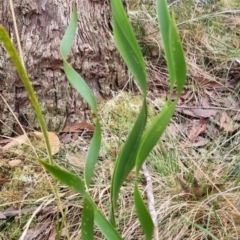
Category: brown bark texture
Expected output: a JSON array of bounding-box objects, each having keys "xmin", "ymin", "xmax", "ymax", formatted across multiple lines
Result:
[{"xmin": 0, "ymin": 0, "xmax": 127, "ymax": 136}]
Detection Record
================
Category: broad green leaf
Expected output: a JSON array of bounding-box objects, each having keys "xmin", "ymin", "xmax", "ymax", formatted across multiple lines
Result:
[
  {"xmin": 39, "ymin": 160, "xmax": 122, "ymax": 240},
  {"xmin": 156, "ymin": 0, "xmax": 175, "ymax": 90},
  {"xmin": 169, "ymin": 16, "xmax": 187, "ymax": 96},
  {"xmin": 111, "ymin": 100, "xmax": 147, "ymax": 213},
  {"xmin": 134, "ymin": 184, "xmax": 154, "ymax": 240},
  {"xmin": 111, "ymin": 0, "xmax": 147, "ymax": 96},
  {"xmin": 84, "ymin": 121, "xmax": 101, "ymax": 187},
  {"xmin": 60, "ymin": 8, "xmax": 97, "ymax": 113},
  {"xmin": 0, "ymin": 26, "xmax": 53, "ymax": 163},
  {"xmin": 82, "ymin": 199, "xmax": 94, "ymax": 240},
  {"xmin": 40, "ymin": 160, "xmax": 86, "ymax": 195},
  {"xmin": 136, "ymin": 101, "xmax": 177, "ymax": 173}
]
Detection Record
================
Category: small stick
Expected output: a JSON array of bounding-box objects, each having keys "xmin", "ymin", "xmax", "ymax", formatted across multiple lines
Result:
[{"xmin": 142, "ymin": 162, "xmax": 159, "ymax": 240}]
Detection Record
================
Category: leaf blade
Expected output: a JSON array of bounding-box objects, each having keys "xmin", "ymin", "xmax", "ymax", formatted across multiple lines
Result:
[
  {"xmin": 82, "ymin": 199, "xmax": 94, "ymax": 240},
  {"xmin": 136, "ymin": 101, "xmax": 177, "ymax": 173},
  {"xmin": 60, "ymin": 8, "xmax": 97, "ymax": 113},
  {"xmin": 111, "ymin": 0, "xmax": 147, "ymax": 96},
  {"xmin": 39, "ymin": 161, "xmax": 122, "ymax": 240},
  {"xmin": 134, "ymin": 183, "xmax": 154, "ymax": 240},
  {"xmin": 169, "ymin": 16, "xmax": 187, "ymax": 96},
  {"xmin": 111, "ymin": 100, "xmax": 147, "ymax": 212},
  {"xmin": 0, "ymin": 26, "xmax": 53, "ymax": 163},
  {"xmin": 84, "ymin": 121, "xmax": 101, "ymax": 187},
  {"xmin": 156, "ymin": 0, "xmax": 175, "ymax": 90}
]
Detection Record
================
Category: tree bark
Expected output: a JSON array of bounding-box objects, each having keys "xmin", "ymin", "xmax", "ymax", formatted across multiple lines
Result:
[{"xmin": 0, "ymin": 0, "xmax": 127, "ymax": 136}]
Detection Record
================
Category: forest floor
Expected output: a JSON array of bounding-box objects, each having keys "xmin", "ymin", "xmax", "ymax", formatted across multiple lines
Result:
[{"xmin": 1, "ymin": 0, "xmax": 240, "ymax": 239}]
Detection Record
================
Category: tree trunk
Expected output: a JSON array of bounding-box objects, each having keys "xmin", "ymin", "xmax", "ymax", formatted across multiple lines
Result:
[{"xmin": 0, "ymin": 0, "xmax": 127, "ymax": 136}]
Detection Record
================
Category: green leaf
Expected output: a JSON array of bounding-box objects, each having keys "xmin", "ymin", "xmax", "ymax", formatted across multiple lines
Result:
[
  {"xmin": 60, "ymin": 8, "xmax": 97, "ymax": 113},
  {"xmin": 136, "ymin": 101, "xmax": 177, "ymax": 173},
  {"xmin": 84, "ymin": 121, "xmax": 101, "ymax": 187},
  {"xmin": 169, "ymin": 16, "xmax": 187, "ymax": 96},
  {"xmin": 0, "ymin": 26, "xmax": 53, "ymax": 163},
  {"xmin": 110, "ymin": 0, "xmax": 147, "ymax": 96},
  {"xmin": 134, "ymin": 184, "xmax": 154, "ymax": 240},
  {"xmin": 40, "ymin": 160, "xmax": 86, "ymax": 195},
  {"xmin": 60, "ymin": 6, "xmax": 78, "ymax": 59},
  {"xmin": 94, "ymin": 210, "xmax": 123, "ymax": 240},
  {"xmin": 39, "ymin": 160, "xmax": 122, "ymax": 240},
  {"xmin": 156, "ymin": 0, "xmax": 175, "ymax": 90},
  {"xmin": 82, "ymin": 199, "xmax": 94, "ymax": 240},
  {"xmin": 60, "ymin": 6, "xmax": 101, "ymax": 187},
  {"xmin": 111, "ymin": 100, "xmax": 147, "ymax": 214}
]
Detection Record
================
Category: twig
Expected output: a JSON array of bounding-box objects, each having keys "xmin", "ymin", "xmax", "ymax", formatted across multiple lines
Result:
[{"xmin": 142, "ymin": 162, "xmax": 159, "ymax": 240}]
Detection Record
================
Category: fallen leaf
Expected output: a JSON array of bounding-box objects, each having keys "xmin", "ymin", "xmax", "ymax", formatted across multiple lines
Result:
[
  {"xmin": 126, "ymin": 170, "xmax": 135, "ymax": 181},
  {"xmin": 188, "ymin": 119, "xmax": 207, "ymax": 141},
  {"xmin": 0, "ymin": 178, "xmax": 9, "ymax": 186},
  {"xmin": 24, "ymin": 217, "xmax": 56, "ymax": 240},
  {"xmin": 193, "ymin": 76, "xmax": 228, "ymax": 90},
  {"xmin": 233, "ymin": 113, "xmax": 240, "ymax": 122},
  {"xmin": 0, "ymin": 138, "xmax": 11, "ymax": 145},
  {"xmin": 0, "ymin": 211, "xmax": 6, "ymax": 220},
  {"xmin": 61, "ymin": 121, "xmax": 95, "ymax": 133},
  {"xmin": 166, "ymin": 123, "xmax": 179, "ymax": 137},
  {"xmin": 216, "ymin": 112, "xmax": 239, "ymax": 133},
  {"xmin": 182, "ymin": 136, "xmax": 208, "ymax": 148},
  {"xmin": 34, "ymin": 132, "xmax": 60, "ymax": 155},
  {"xmin": 72, "ymin": 132, "xmax": 79, "ymax": 141},
  {"xmin": 60, "ymin": 133, "xmax": 72, "ymax": 144},
  {"xmin": 2, "ymin": 134, "xmax": 28, "ymax": 150},
  {"xmin": 176, "ymin": 107, "xmax": 196, "ymax": 117},
  {"xmin": 192, "ymin": 108, "xmax": 218, "ymax": 118},
  {"xmin": 8, "ymin": 159, "xmax": 23, "ymax": 168},
  {"xmin": 2, "ymin": 131, "xmax": 60, "ymax": 155}
]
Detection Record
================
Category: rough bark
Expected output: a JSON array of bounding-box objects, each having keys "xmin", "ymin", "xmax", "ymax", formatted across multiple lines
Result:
[{"xmin": 0, "ymin": 0, "xmax": 127, "ymax": 136}]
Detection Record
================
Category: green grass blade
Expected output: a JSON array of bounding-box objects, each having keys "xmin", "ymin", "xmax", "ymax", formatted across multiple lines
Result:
[
  {"xmin": 169, "ymin": 16, "xmax": 187, "ymax": 96},
  {"xmin": 60, "ymin": 6, "xmax": 78, "ymax": 59},
  {"xmin": 134, "ymin": 183, "xmax": 154, "ymax": 240},
  {"xmin": 136, "ymin": 101, "xmax": 177, "ymax": 173},
  {"xmin": 110, "ymin": 0, "xmax": 147, "ymax": 96},
  {"xmin": 0, "ymin": 26, "xmax": 53, "ymax": 163},
  {"xmin": 82, "ymin": 199, "xmax": 94, "ymax": 240},
  {"xmin": 111, "ymin": 100, "xmax": 148, "ymax": 212},
  {"xmin": 60, "ymin": 7, "xmax": 97, "ymax": 113},
  {"xmin": 189, "ymin": 222, "xmax": 219, "ymax": 240},
  {"xmin": 156, "ymin": 0, "xmax": 175, "ymax": 90},
  {"xmin": 84, "ymin": 121, "xmax": 101, "ymax": 187},
  {"xmin": 39, "ymin": 160, "xmax": 122, "ymax": 240}
]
